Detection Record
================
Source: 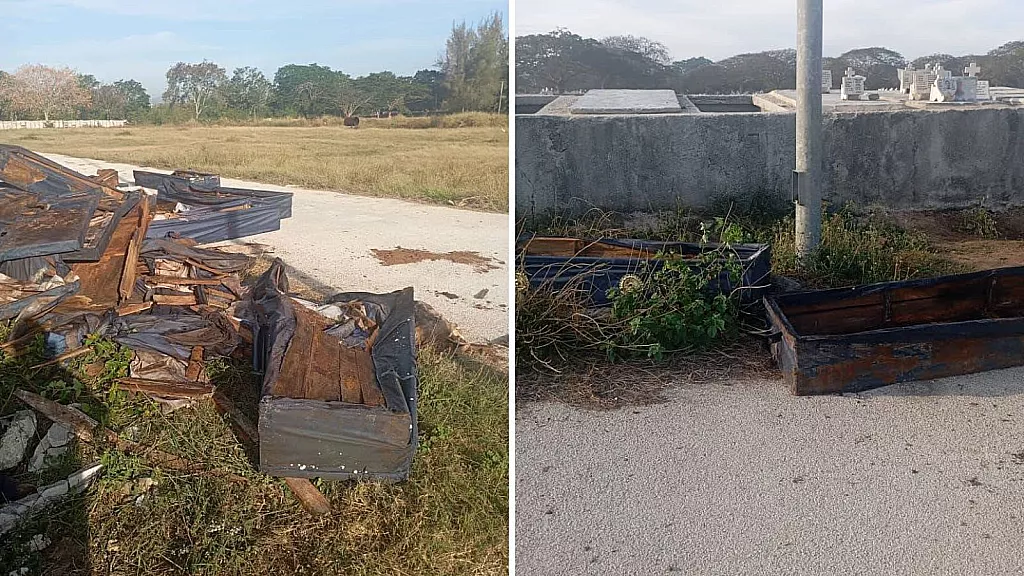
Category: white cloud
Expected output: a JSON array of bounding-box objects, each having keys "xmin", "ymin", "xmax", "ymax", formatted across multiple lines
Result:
[{"xmin": 516, "ymin": 0, "xmax": 1023, "ymax": 60}]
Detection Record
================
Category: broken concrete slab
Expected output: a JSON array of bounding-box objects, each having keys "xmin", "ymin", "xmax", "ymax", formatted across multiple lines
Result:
[
  {"xmin": 27, "ymin": 422, "xmax": 72, "ymax": 472},
  {"xmin": 569, "ymin": 89, "xmax": 682, "ymax": 115},
  {"xmin": 37, "ymin": 479, "xmax": 69, "ymax": 502},
  {"xmin": 0, "ymin": 411, "xmax": 37, "ymax": 470},
  {"xmin": 0, "ymin": 461, "xmax": 103, "ymax": 535}
]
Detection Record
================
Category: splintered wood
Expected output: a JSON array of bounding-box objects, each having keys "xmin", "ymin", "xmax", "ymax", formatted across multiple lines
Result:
[{"xmin": 275, "ymin": 303, "xmax": 383, "ymax": 406}]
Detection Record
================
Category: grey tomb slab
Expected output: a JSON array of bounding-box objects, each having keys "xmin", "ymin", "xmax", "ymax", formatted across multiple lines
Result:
[{"xmin": 570, "ymin": 89, "xmax": 682, "ymax": 114}]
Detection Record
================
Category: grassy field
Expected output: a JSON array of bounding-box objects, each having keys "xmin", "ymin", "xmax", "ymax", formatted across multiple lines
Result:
[
  {"xmin": 0, "ymin": 118, "xmax": 509, "ymax": 212},
  {"xmin": 1, "ymin": 339, "xmax": 509, "ymax": 575}
]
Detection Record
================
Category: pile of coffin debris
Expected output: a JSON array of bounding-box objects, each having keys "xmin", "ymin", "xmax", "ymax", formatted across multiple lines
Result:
[
  {"xmin": 0, "ymin": 145, "xmax": 459, "ymax": 529},
  {"xmin": 0, "ymin": 145, "xmax": 268, "ymax": 402}
]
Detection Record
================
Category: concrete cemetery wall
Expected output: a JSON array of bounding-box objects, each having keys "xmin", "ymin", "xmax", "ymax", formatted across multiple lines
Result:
[{"xmin": 515, "ymin": 107, "xmax": 1024, "ymax": 217}]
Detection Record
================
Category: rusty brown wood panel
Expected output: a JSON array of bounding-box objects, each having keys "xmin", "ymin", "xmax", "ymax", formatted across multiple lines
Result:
[
  {"xmin": 788, "ymin": 335, "xmax": 1024, "ymax": 395},
  {"xmin": 72, "ymin": 203, "xmax": 142, "ymax": 307},
  {"xmin": 305, "ymin": 323, "xmax": 342, "ymax": 402},
  {"xmin": 768, "ymin": 267, "xmax": 1024, "ymax": 396},
  {"xmin": 274, "ymin": 304, "xmax": 320, "ymax": 399}
]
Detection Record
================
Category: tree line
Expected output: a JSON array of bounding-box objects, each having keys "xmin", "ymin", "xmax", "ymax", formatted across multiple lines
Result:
[
  {"xmin": 516, "ymin": 29, "xmax": 1024, "ymax": 94},
  {"xmin": 0, "ymin": 13, "xmax": 508, "ymax": 123}
]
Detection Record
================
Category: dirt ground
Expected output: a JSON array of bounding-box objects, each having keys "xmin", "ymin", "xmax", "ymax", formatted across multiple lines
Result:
[{"xmin": 900, "ymin": 208, "xmax": 1024, "ymax": 270}]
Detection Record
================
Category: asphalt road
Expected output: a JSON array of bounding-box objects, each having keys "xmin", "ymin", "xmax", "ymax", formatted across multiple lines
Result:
[
  {"xmin": 44, "ymin": 153, "xmax": 509, "ymax": 344},
  {"xmin": 516, "ymin": 368, "xmax": 1024, "ymax": 575}
]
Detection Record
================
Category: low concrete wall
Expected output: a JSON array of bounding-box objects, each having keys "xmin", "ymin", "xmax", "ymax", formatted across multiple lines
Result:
[
  {"xmin": 516, "ymin": 107, "xmax": 1024, "ymax": 217},
  {"xmin": 0, "ymin": 120, "xmax": 128, "ymax": 130}
]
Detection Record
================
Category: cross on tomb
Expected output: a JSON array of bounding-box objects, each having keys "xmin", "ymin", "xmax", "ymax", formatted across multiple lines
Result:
[
  {"xmin": 846, "ymin": 67, "xmax": 856, "ymax": 78},
  {"xmin": 965, "ymin": 62, "xmax": 982, "ymax": 77}
]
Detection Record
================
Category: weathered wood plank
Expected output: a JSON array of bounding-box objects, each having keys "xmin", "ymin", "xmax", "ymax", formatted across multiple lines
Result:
[{"xmin": 767, "ymin": 266, "xmax": 1024, "ymax": 395}]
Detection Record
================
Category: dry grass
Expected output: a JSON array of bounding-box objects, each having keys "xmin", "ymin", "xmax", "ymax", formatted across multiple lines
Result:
[
  {"xmin": 0, "ymin": 340, "xmax": 509, "ymax": 576},
  {"xmin": 0, "ymin": 123, "xmax": 509, "ymax": 212},
  {"xmin": 516, "ymin": 337, "xmax": 778, "ymax": 410}
]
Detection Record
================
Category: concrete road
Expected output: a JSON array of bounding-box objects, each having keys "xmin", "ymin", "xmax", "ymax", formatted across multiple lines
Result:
[
  {"xmin": 44, "ymin": 153, "xmax": 509, "ymax": 344},
  {"xmin": 516, "ymin": 368, "xmax": 1024, "ymax": 575}
]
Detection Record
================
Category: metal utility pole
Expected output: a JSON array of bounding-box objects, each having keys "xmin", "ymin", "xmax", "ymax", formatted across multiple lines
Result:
[{"xmin": 795, "ymin": 0, "xmax": 823, "ymax": 258}]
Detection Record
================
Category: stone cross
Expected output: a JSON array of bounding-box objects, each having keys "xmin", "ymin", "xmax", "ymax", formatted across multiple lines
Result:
[{"xmin": 965, "ymin": 62, "xmax": 982, "ymax": 77}]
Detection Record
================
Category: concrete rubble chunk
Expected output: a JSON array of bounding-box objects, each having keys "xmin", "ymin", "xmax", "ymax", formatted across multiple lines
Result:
[
  {"xmin": 27, "ymin": 423, "xmax": 73, "ymax": 472},
  {"xmin": 28, "ymin": 445, "xmax": 68, "ymax": 473},
  {"xmin": 37, "ymin": 479, "xmax": 69, "ymax": 502},
  {"xmin": 68, "ymin": 462, "xmax": 103, "ymax": 491},
  {"xmin": 0, "ymin": 411, "xmax": 37, "ymax": 470},
  {"xmin": 28, "ymin": 534, "xmax": 50, "ymax": 552},
  {"xmin": 0, "ymin": 512, "xmax": 19, "ymax": 530},
  {"xmin": 46, "ymin": 423, "xmax": 72, "ymax": 448}
]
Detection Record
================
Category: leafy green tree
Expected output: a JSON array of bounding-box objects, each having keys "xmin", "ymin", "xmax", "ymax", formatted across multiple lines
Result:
[
  {"xmin": 601, "ymin": 35, "xmax": 671, "ymax": 65},
  {"xmin": 0, "ymin": 70, "xmax": 12, "ymax": 120},
  {"xmin": 516, "ymin": 30, "xmax": 603, "ymax": 93},
  {"xmin": 827, "ymin": 47, "xmax": 906, "ymax": 89},
  {"xmin": 77, "ymin": 73, "xmax": 100, "ymax": 91},
  {"xmin": 273, "ymin": 63, "xmax": 342, "ymax": 117},
  {"xmin": 672, "ymin": 57, "xmax": 713, "ymax": 75},
  {"xmin": 225, "ymin": 66, "xmax": 273, "ymax": 120},
  {"xmin": 90, "ymin": 84, "xmax": 127, "ymax": 119},
  {"xmin": 355, "ymin": 71, "xmax": 410, "ymax": 116},
  {"xmin": 408, "ymin": 69, "xmax": 444, "ymax": 113},
  {"xmin": 163, "ymin": 60, "xmax": 227, "ymax": 120},
  {"xmin": 987, "ymin": 41, "xmax": 1024, "ymax": 87},
  {"xmin": 441, "ymin": 12, "xmax": 508, "ymax": 112},
  {"xmin": 113, "ymin": 79, "xmax": 151, "ymax": 121}
]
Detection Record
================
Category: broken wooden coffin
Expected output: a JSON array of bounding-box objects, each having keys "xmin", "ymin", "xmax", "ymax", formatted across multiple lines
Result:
[
  {"xmin": 517, "ymin": 235, "xmax": 771, "ymax": 305},
  {"xmin": 0, "ymin": 145, "xmax": 143, "ymax": 263},
  {"xmin": 134, "ymin": 170, "xmax": 292, "ymax": 243},
  {"xmin": 766, "ymin": 266, "xmax": 1024, "ymax": 395},
  {"xmin": 251, "ymin": 260, "xmax": 418, "ymax": 481}
]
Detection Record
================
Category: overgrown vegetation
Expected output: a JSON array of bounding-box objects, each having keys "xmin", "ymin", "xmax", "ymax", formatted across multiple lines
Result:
[
  {"xmin": 516, "ymin": 227, "xmax": 747, "ymax": 370},
  {"xmin": 766, "ymin": 211, "xmax": 964, "ymax": 288},
  {"xmin": 516, "ymin": 203, "xmax": 965, "ymax": 375},
  {"xmin": 1, "ymin": 331, "xmax": 508, "ymax": 575},
  {"xmin": 956, "ymin": 205, "xmax": 1000, "ymax": 239}
]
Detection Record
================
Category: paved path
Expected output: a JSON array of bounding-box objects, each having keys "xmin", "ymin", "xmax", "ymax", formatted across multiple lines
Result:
[
  {"xmin": 516, "ymin": 368, "xmax": 1024, "ymax": 575},
  {"xmin": 45, "ymin": 153, "xmax": 509, "ymax": 344}
]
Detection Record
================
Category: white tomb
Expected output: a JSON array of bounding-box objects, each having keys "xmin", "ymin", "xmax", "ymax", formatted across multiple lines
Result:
[
  {"xmin": 977, "ymin": 80, "xmax": 993, "ymax": 101},
  {"xmin": 909, "ymin": 65, "xmax": 939, "ymax": 101},
  {"xmin": 822, "ymin": 69, "xmax": 833, "ymax": 94},
  {"xmin": 840, "ymin": 68, "xmax": 867, "ymax": 101}
]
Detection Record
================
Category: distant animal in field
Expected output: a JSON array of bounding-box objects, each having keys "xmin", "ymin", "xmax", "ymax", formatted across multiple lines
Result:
[{"xmin": 343, "ymin": 115, "xmax": 360, "ymax": 128}]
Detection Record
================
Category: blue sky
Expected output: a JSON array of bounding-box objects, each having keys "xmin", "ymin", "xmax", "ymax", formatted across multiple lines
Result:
[
  {"xmin": 518, "ymin": 0, "xmax": 1024, "ymax": 63},
  {"xmin": 0, "ymin": 0, "xmax": 506, "ymax": 101}
]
